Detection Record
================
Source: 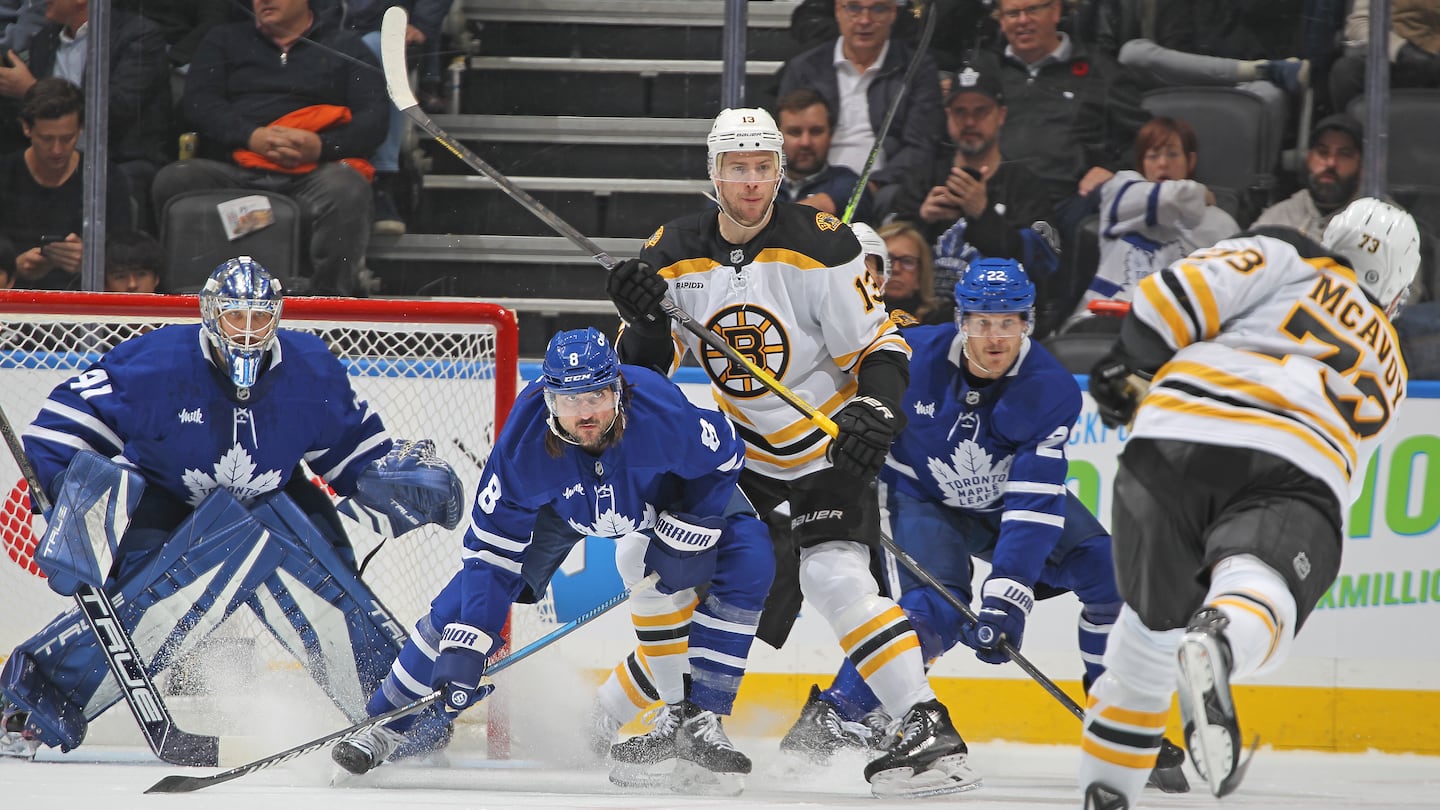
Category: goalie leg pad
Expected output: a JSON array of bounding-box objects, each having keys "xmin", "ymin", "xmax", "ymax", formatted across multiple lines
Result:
[
  {"xmin": 35, "ymin": 450, "xmax": 146, "ymax": 596},
  {"xmin": 0, "ymin": 650, "xmax": 87, "ymax": 751}
]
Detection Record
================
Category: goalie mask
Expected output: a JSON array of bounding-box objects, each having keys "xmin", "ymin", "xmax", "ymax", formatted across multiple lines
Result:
[
  {"xmin": 1322, "ymin": 197, "xmax": 1421, "ymax": 318},
  {"xmin": 955, "ymin": 258, "xmax": 1035, "ymax": 378},
  {"xmin": 541, "ymin": 327, "xmax": 624, "ymax": 446},
  {"xmin": 200, "ymin": 256, "xmax": 283, "ymax": 396}
]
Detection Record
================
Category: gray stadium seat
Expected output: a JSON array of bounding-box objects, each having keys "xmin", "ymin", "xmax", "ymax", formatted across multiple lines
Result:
[
  {"xmin": 1141, "ymin": 86, "xmax": 1278, "ymax": 201},
  {"xmin": 1347, "ymin": 90, "xmax": 1440, "ymax": 191}
]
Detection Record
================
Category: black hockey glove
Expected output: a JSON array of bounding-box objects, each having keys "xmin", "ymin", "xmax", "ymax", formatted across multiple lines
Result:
[
  {"xmin": 828, "ymin": 396, "xmax": 904, "ymax": 481},
  {"xmin": 1089, "ymin": 349, "xmax": 1151, "ymax": 430},
  {"xmin": 607, "ymin": 258, "xmax": 669, "ymax": 334}
]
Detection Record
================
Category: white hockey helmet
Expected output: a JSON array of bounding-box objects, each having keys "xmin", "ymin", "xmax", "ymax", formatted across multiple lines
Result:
[
  {"xmin": 1322, "ymin": 197, "xmax": 1421, "ymax": 316},
  {"xmin": 707, "ymin": 107, "xmax": 785, "ymax": 178},
  {"xmin": 851, "ymin": 222, "xmax": 891, "ymax": 281}
]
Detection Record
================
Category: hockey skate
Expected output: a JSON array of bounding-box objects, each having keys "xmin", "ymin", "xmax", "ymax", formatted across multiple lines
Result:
[
  {"xmin": 778, "ymin": 685, "xmax": 871, "ymax": 765},
  {"xmin": 331, "ymin": 724, "xmax": 406, "ymax": 775},
  {"xmin": 1145, "ymin": 737, "xmax": 1191, "ymax": 793},
  {"xmin": 608, "ymin": 702, "xmax": 681, "ymax": 789},
  {"xmin": 672, "ymin": 701, "xmax": 750, "ymax": 796},
  {"xmin": 0, "ymin": 699, "xmax": 39, "ymax": 761},
  {"xmin": 1177, "ymin": 607, "xmax": 1257, "ymax": 797},
  {"xmin": 1084, "ymin": 780, "xmax": 1130, "ymax": 809},
  {"xmin": 862, "ymin": 699, "xmax": 982, "ymax": 798}
]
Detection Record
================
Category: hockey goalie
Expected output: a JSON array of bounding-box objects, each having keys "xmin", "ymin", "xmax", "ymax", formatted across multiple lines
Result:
[{"xmin": 0, "ymin": 257, "xmax": 464, "ymax": 761}]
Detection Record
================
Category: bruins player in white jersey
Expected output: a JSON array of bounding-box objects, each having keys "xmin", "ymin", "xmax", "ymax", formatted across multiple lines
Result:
[
  {"xmin": 1078, "ymin": 197, "xmax": 1419, "ymax": 809},
  {"xmin": 601, "ymin": 108, "xmax": 977, "ymax": 798}
]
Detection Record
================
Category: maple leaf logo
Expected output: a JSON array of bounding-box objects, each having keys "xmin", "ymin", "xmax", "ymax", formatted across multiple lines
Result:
[
  {"xmin": 182, "ymin": 444, "xmax": 284, "ymax": 506},
  {"xmin": 567, "ymin": 501, "xmax": 656, "ymax": 538},
  {"xmin": 926, "ymin": 440, "xmax": 1012, "ymax": 509}
]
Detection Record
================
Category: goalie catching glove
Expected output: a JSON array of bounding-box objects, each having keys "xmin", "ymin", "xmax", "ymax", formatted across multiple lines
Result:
[
  {"xmin": 338, "ymin": 439, "xmax": 465, "ymax": 539},
  {"xmin": 431, "ymin": 623, "xmax": 497, "ymax": 715},
  {"xmin": 641, "ymin": 510, "xmax": 723, "ymax": 595}
]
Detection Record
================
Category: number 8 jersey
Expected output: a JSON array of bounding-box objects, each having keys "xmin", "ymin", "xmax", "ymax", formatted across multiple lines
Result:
[{"xmin": 1128, "ymin": 229, "xmax": 1407, "ymax": 508}]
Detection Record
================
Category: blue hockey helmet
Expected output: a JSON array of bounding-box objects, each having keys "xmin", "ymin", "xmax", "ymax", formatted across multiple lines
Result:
[
  {"xmin": 954, "ymin": 257, "xmax": 1035, "ymax": 315},
  {"xmin": 199, "ymin": 256, "xmax": 283, "ymax": 393},
  {"xmin": 541, "ymin": 328, "xmax": 624, "ymax": 441}
]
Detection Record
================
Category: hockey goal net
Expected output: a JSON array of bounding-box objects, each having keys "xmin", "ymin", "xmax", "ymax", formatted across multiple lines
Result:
[{"xmin": 0, "ymin": 290, "xmax": 535, "ymax": 749}]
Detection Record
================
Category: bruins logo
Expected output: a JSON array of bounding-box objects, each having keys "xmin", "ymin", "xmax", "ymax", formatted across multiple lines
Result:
[
  {"xmin": 644, "ymin": 226, "xmax": 664, "ymax": 248},
  {"xmin": 702, "ymin": 304, "xmax": 790, "ymax": 398},
  {"xmin": 888, "ymin": 308, "xmax": 920, "ymax": 328},
  {"xmin": 815, "ymin": 211, "xmax": 841, "ymax": 232}
]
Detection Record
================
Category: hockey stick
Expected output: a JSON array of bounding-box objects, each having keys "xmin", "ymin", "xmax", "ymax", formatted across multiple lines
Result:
[
  {"xmin": 0, "ymin": 404, "xmax": 222, "ymax": 766},
  {"xmin": 145, "ymin": 574, "xmax": 651, "ymax": 794},
  {"xmin": 840, "ymin": 0, "xmax": 939, "ymax": 224},
  {"xmin": 378, "ymin": 8, "xmax": 837, "ymax": 436}
]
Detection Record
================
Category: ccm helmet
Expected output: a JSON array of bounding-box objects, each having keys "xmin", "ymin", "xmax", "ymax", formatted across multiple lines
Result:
[
  {"xmin": 199, "ymin": 256, "xmax": 283, "ymax": 395},
  {"xmin": 540, "ymin": 328, "xmax": 623, "ymax": 442},
  {"xmin": 1322, "ymin": 197, "xmax": 1422, "ymax": 316}
]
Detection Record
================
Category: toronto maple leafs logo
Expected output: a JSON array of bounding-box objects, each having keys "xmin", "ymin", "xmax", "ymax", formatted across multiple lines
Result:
[
  {"xmin": 564, "ymin": 483, "xmax": 657, "ymax": 538},
  {"xmin": 926, "ymin": 440, "xmax": 1013, "ymax": 509},
  {"xmin": 181, "ymin": 444, "xmax": 284, "ymax": 506}
]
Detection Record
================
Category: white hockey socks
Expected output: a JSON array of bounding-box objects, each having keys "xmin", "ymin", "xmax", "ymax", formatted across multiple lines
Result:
[{"xmin": 1203, "ymin": 555, "xmax": 1296, "ymax": 680}]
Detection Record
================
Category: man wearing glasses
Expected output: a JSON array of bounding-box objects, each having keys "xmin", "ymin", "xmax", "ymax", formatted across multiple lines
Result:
[{"xmin": 778, "ymin": 0, "xmax": 942, "ymax": 214}]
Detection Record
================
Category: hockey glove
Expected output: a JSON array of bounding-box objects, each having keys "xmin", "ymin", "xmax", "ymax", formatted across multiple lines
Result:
[
  {"xmin": 643, "ymin": 510, "xmax": 723, "ymax": 595},
  {"xmin": 1089, "ymin": 350, "xmax": 1152, "ymax": 430},
  {"xmin": 431, "ymin": 623, "xmax": 497, "ymax": 716},
  {"xmin": 607, "ymin": 258, "xmax": 670, "ymax": 335},
  {"xmin": 828, "ymin": 396, "xmax": 903, "ymax": 481},
  {"xmin": 958, "ymin": 577, "xmax": 1034, "ymax": 664},
  {"xmin": 340, "ymin": 439, "xmax": 466, "ymax": 538}
]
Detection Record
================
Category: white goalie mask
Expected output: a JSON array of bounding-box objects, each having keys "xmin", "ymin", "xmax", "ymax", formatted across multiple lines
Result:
[{"xmin": 1322, "ymin": 197, "xmax": 1421, "ymax": 317}]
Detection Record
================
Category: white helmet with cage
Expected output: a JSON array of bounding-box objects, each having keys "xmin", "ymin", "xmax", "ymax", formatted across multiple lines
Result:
[
  {"xmin": 706, "ymin": 107, "xmax": 785, "ymax": 179},
  {"xmin": 1322, "ymin": 197, "xmax": 1421, "ymax": 317},
  {"xmin": 851, "ymin": 222, "xmax": 891, "ymax": 281}
]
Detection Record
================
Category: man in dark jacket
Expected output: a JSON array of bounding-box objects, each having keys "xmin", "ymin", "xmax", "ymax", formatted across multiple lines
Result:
[
  {"xmin": 778, "ymin": 0, "xmax": 942, "ymax": 216},
  {"xmin": 150, "ymin": 0, "xmax": 386, "ymax": 296}
]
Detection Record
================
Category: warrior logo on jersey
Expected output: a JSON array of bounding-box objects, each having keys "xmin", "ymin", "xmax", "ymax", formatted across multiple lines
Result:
[
  {"xmin": 181, "ymin": 444, "xmax": 283, "ymax": 506},
  {"xmin": 925, "ymin": 413, "xmax": 1012, "ymax": 509},
  {"xmin": 815, "ymin": 211, "xmax": 841, "ymax": 232},
  {"xmin": 702, "ymin": 304, "xmax": 790, "ymax": 398}
]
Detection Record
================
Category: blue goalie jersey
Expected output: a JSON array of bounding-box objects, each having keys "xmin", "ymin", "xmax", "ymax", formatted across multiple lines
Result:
[
  {"xmin": 880, "ymin": 324, "xmax": 1081, "ymax": 586},
  {"xmin": 23, "ymin": 325, "xmax": 390, "ymax": 505},
  {"xmin": 458, "ymin": 364, "xmax": 747, "ymax": 634}
]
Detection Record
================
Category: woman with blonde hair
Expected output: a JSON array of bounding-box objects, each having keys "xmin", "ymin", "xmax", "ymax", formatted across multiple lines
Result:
[{"xmin": 878, "ymin": 221, "xmax": 947, "ymax": 324}]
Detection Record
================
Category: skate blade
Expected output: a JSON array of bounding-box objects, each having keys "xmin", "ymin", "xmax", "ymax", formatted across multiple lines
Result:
[
  {"xmin": 1178, "ymin": 637, "xmax": 1255, "ymax": 797},
  {"xmin": 1144, "ymin": 763, "xmax": 1190, "ymax": 794},
  {"xmin": 868, "ymin": 753, "xmax": 983, "ymax": 799},
  {"xmin": 670, "ymin": 758, "xmax": 745, "ymax": 796},
  {"xmin": 608, "ymin": 759, "xmax": 676, "ymax": 790}
]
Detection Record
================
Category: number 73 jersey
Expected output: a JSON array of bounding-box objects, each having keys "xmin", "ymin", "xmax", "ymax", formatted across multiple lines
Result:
[{"xmin": 1128, "ymin": 230, "xmax": 1407, "ymax": 508}]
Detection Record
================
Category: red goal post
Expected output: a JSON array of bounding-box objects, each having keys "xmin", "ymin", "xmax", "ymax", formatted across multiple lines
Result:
[{"xmin": 0, "ymin": 291, "xmax": 521, "ymax": 747}]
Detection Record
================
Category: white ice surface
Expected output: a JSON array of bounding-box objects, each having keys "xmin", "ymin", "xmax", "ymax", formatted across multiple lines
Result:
[{"xmin": 7, "ymin": 738, "xmax": 1439, "ymax": 810}]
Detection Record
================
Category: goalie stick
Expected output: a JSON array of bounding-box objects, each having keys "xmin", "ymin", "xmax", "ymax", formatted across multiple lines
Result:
[
  {"xmin": 0, "ymin": 403, "xmax": 221, "ymax": 766},
  {"xmin": 144, "ymin": 573, "xmax": 655, "ymax": 794},
  {"xmin": 378, "ymin": 7, "xmax": 837, "ymax": 438}
]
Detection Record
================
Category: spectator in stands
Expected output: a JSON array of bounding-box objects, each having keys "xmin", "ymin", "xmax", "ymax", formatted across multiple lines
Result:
[
  {"xmin": 0, "ymin": 78, "xmax": 132, "ymax": 290},
  {"xmin": 788, "ymin": 0, "xmax": 999, "ymax": 72},
  {"xmin": 778, "ymin": 0, "xmax": 943, "ymax": 215},
  {"xmin": 0, "ymin": 234, "xmax": 15, "ymax": 289},
  {"xmin": 112, "ymin": 0, "xmax": 244, "ymax": 73},
  {"xmin": 1252, "ymin": 113, "xmax": 1362, "ymax": 239},
  {"xmin": 0, "ymin": 0, "xmax": 44, "ymax": 55},
  {"xmin": 151, "ymin": 0, "xmax": 387, "ymax": 297},
  {"xmin": 978, "ymin": 0, "xmax": 1150, "ymax": 237},
  {"xmin": 878, "ymin": 220, "xmax": 945, "ymax": 323},
  {"xmin": 776, "ymin": 88, "xmax": 875, "ymax": 222},
  {"xmin": 1330, "ymin": 1, "xmax": 1440, "ymax": 115},
  {"xmin": 104, "ymin": 229, "xmax": 163, "ymax": 293},
  {"xmin": 0, "ymin": 0, "xmax": 172, "ymax": 229},
  {"xmin": 340, "ymin": 0, "xmax": 455, "ymax": 237},
  {"xmin": 1065, "ymin": 116, "xmax": 1239, "ymax": 332}
]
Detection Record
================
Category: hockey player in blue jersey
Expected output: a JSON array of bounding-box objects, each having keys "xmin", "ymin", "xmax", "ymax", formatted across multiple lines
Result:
[
  {"xmin": 777, "ymin": 258, "xmax": 1187, "ymax": 791},
  {"xmin": 0, "ymin": 257, "xmax": 465, "ymax": 761},
  {"xmin": 332, "ymin": 328, "xmax": 774, "ymax": 793}
]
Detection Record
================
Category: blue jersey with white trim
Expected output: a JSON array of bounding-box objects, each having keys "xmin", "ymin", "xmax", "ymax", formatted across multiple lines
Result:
[
  {"xmin": 459, "ymin": 364, "xmax": 747, "ymax": 634},
  {"xmin": 22, "ymin": 324, "xmax": 390, "ymax": 506},
  {"xmin": 880, "ymin": 323, "xmax": 1081, "ymax": 586}
]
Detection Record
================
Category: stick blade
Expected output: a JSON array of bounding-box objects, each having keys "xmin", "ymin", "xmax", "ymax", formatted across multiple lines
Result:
[
  {"xmin": 144, "ymin": 775, "xmax": 208, "ymax": 794},
  {"xmin": 380, "ymin": 6, "xmax": 419, "ymax": 112}
]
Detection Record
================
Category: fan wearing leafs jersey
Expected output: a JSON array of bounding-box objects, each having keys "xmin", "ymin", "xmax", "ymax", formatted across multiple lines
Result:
[{"xmin": 333, "ymin": 328, "xmax": 773, "ymax": 794}]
